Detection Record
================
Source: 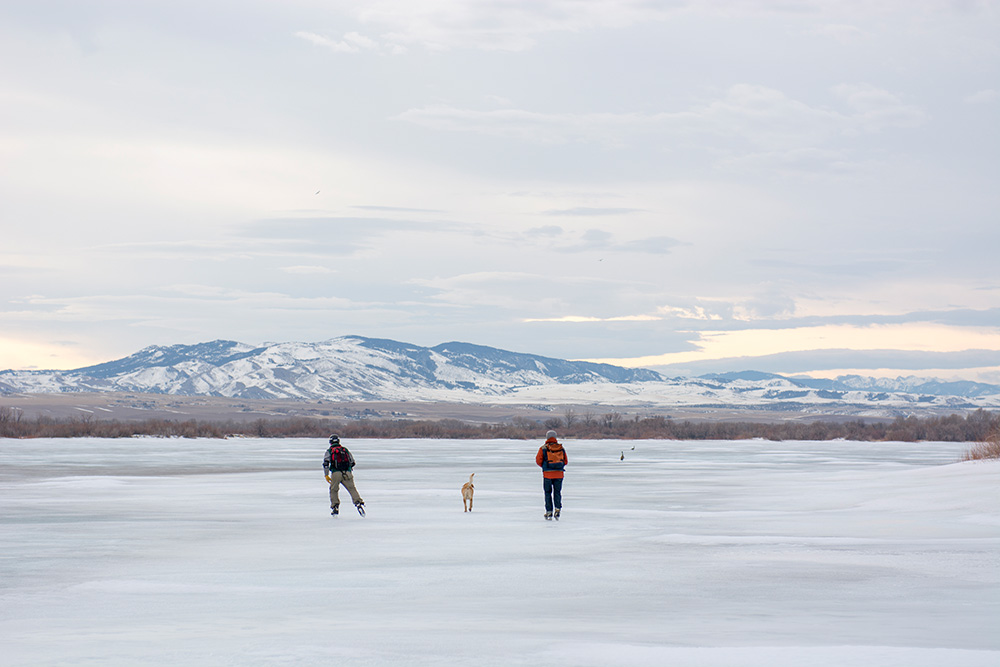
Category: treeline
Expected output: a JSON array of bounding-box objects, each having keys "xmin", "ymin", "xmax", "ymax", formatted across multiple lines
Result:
[{"xmin": 2, "ymin": 406, "xmax": 998, "ymax": 442}]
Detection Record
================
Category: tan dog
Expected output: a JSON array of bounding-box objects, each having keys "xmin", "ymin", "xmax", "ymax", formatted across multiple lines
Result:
[{"xmin": 461, "ymin": 473, "xmax": 475, "ymax": 512}]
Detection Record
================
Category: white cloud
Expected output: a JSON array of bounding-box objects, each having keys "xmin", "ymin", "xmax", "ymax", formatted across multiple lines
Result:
[
  {"xmin": 524, "ymin": 314, "xmax": 661, "ymax": 323},
  {"xmin": 294, "ymin": 30, "xmax": 398, "ymax": 54},
  {"xmin": 807, "ymin": 23, "xmax": 868, "ymax": 43},
  {"xmin": 656, "ymin": 306, "xmax": 724, "ymax": 321},
  {"xmin": 719, "ymin": 147, "xmax": 863, "ymax": 176},
  {"xmin": 7, "ymin": 289, "xmax": 364, "ymax": 325},
  {"xmin": 524, "ymin": 225, "xmax": 564, "ymax": 238},
  {"xmin": 344, "ymin": 31, "xmax": 378, "ymax": 50},
  {"xmin": 831, "ymin": 83, "xmax": 927, "ymax": 132},
  {"xmin": 521, "ymin": 227, "xmax": 685, "ymax": 255},
  {"xmin": 295, "ymin": 31, "xmax": 363, "ymax": 53},
  {"xmin": 484, "ymin": 94, "xmax": 513, "ymax": 107},
  {"xmin": 397, "ymin": 84, "xmax": 926, "ymax": 152},
  {"xmin": 342, "ymin": 0, "xmax": 680, "ymax": 52},
  {"xmin": 964, "ymin": 89, "xmax": 999, "ymax": 104},
  {"xmin": 518, "ymin": 294, "xmax": 792, "ymax": 328},
  {"xmin": 280, "ymin": 265, "xmax": 335, "ymax": 275},
  {"xmin": 542, "ymin": 207, "xmax": 644, "ymax": 216},
  {"xmin": 332, "ymin": 1, "xmax": 989, "ymax": 53},
  {"xmin": 413, "ymin": 271, "xmax": 577, "ymax": 311},
  {"xmin": 396, "ymin": 105, "xmax": 623, "ymax": 144}
]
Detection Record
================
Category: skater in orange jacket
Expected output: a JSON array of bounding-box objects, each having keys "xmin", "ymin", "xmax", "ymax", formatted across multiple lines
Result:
[{"xmin": 536, "ymin": 430, "xmax": 567, "ymax": 520}]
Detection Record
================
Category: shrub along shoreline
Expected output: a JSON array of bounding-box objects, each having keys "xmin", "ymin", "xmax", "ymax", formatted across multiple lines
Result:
[{"xmin": 2, "ymin": 405, "xmax": 997, "ymax": 444}]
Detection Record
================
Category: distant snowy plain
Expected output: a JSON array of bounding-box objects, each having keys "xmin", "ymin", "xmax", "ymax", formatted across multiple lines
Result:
[{"xmin": 2, "ymin": 437, "xmax": 998, "ymax": 666}]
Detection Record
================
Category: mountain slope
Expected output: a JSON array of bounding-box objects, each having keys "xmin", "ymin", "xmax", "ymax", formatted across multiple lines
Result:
[{"xmin": 0, "ymin": 336, "xmax": 665, "ymax": 403}]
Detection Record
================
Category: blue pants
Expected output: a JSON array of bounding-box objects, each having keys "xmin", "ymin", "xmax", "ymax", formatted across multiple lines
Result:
[{"xmin": 543, "ymin": 478, "xmax": 563, "ymax": 513}]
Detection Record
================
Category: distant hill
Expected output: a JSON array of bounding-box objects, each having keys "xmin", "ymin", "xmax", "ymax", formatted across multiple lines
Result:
[{"xmin": 702, "ymin": 371, "xmax": 1000, "ymax": 399}]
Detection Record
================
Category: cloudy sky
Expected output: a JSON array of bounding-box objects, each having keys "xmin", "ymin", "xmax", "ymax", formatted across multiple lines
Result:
[{"xmin": 1, "ymin": 0, "xmax": 998, "ymax": 381}]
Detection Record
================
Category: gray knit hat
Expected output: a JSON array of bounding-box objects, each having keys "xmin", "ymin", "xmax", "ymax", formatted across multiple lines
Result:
[{"xmin": 546, "ymin": 430, "xmax": 557, "ymax": 439}]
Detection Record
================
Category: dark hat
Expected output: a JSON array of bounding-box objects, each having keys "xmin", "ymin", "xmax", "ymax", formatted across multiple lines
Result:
[{"xmin": 329, "ymin": 434, "xmax": 340, "ymax": 445}]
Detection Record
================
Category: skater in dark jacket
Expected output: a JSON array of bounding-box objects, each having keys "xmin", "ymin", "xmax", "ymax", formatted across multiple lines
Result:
[
  {"xmin": 536, "ymin": 430, "xmax": 567, "ymax": 520},
  {"xmin": 323, "ymin": 435, "xmax": 365, "ymax": 516}
]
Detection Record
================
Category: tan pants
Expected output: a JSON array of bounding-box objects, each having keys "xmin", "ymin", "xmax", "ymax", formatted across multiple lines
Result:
[{"xmin": 329, "ymin": 470, "xmax": 363, "ymax": 508}]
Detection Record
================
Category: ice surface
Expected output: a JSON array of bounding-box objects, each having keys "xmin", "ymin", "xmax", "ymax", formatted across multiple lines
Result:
[{"xmin": 1, "ymin": 437, "xmax": 997, "ymax": 666}]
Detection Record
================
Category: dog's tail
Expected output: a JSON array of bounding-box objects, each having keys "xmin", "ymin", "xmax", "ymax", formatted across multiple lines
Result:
[{"xmin": 468, "ymin": 473, "xmax": 475, "ymax": 485}]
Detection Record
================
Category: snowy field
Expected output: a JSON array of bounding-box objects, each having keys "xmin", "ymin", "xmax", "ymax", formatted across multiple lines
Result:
[{"xmin": 1, "ymin": 437, "xmax": 998, "ymax": 666}]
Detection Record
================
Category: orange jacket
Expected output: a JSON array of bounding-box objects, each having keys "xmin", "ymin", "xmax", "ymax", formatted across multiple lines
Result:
[{"xmin": 536, "ymin": 438, "xmax": 567, "ymax": 479}]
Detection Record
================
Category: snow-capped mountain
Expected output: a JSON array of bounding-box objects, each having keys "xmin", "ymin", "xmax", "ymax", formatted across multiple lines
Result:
[
  {"xmin": 0, "ymin": 337, "xmax": 660, "ymax": 402},
  {"xmin": 1, "ymin": 336, "xmax": 999, "ymax": 415}
]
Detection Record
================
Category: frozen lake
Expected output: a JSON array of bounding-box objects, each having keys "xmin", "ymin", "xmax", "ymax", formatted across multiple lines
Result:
[{"xmin": 2, "ymin": 437, "xmax": 998, "ymax": 666}]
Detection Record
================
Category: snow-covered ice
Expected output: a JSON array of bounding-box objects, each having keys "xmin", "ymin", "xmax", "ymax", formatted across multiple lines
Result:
[{"xmin": 1, "ymin": 437, "xmax": 997, "ymax": 666}]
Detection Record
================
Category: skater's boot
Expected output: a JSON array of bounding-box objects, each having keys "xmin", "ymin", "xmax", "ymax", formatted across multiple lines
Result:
[
  {"xmin": 331, "ymin": 505, "xmax": 339, "ymax": 516},
  {"xmin": 355, "ymin": 500, "xmax": 366, "ymax": 517},
  {"xmin": 554, "ymin": 508, "xmax": 560, "ymax": 520},
  {"xmin": 544, "ymin": 511, "xmax": 553, "ymax": 520}
]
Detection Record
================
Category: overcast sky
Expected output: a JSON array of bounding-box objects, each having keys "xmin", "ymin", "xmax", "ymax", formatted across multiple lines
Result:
[{"xmin": 2, "ymin": 0, "xmax": 998, "ymax": 381}]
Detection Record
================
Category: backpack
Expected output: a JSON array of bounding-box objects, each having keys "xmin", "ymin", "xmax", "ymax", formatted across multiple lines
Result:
[
  {"xmin": 543, "ymin": 445, "xmax": 565, "ymax": 471},
  {"xmin": 330, "ymin": 445, "xmax": 351, "ymax": 472}
]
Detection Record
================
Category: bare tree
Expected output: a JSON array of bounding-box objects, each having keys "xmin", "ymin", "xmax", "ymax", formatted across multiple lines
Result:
[{"xmin": 602, "ymin": 412, "xmax": 623, "ymax": 431}]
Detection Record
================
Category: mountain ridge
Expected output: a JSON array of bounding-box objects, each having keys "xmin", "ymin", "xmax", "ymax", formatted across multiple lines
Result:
[{"xmin": 2, "ymin": 336, "xmax": 999, "ymax": 416}]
